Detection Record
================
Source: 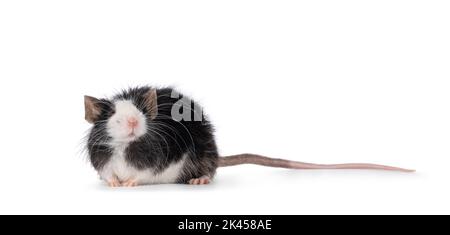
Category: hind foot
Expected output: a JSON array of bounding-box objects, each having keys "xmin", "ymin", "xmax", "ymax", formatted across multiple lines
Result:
[
  {"xmin": 188, "ymin": 176, "xmax": 211, "ymax": 185},
  {"xmin": 122, "ymin": 179, "xmax": 138, "ymax": 187}
]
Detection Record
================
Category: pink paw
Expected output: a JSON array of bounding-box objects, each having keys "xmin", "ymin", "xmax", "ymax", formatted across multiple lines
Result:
[
  {"xmin": 122, "ymin": 179, "xmax": 138, "ymax": 187},
  {"xmin": 107, "ymin": 179, "xmax": 121, "ymax": 187},
  {"xmin": 188, "ymin": 176, "xmax": 211, "ymax": 185}
]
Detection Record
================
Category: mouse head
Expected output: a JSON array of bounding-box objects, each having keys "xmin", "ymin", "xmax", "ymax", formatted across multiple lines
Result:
[{"xmin": 84, "ymin": 88, "xmax": 158, "ymax": 143}]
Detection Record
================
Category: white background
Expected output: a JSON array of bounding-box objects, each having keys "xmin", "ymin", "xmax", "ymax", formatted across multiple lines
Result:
[{"xmin": 0, "ymin": 1, "xmax": 449, "ymax": 215}]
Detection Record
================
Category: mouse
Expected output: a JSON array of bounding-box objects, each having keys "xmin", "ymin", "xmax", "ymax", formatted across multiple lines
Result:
[{"xmin": 84, "ymin": 86, "xmax": 414, "ymax": 187}]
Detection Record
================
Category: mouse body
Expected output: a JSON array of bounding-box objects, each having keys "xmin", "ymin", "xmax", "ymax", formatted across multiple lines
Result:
[
  {"xmin": 84, "ymin": 86, "xmax": 414, "ymax": 187},
  {"xmin": 85, "ymin": 87, "xmax": 218, "ymax": 186}
]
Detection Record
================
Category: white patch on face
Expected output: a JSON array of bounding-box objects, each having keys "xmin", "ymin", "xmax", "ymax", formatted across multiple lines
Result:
[{"xmin": 107, "ymin": 100, "xmax": 147, "ymax": 143}]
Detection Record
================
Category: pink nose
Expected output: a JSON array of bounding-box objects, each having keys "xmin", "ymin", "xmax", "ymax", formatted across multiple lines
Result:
[{"xmin": 127, "ymin": 117, "xmax": 138, "ymax": 128}]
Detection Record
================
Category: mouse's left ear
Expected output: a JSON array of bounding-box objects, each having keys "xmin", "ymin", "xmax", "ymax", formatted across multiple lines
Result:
[
  {"xmin": 144, "ymin": 89, "xmax": 158, "ymax": 120},
  {"xmin": 84, "ymin": 95, "xmax": 102, "ymax": 124}
]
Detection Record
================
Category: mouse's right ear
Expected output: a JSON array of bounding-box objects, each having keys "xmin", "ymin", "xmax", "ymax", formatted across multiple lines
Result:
[{"xmin": 84, "ymin": 95, "xmax": 101, "ymax": 124}]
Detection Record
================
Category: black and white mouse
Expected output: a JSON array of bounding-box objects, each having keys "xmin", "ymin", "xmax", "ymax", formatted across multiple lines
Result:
[{"xmin": 84, "ymin": 86, "xmax": 414, "ymax": 187}]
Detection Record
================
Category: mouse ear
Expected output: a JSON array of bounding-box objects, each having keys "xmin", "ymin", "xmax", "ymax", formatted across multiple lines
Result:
[
  {"xmin": 144, "ymin": 89, "xmax": 158, "ymax": 120},
  {"xmin": 84, "ymin": 95, "xmax": 102, "ymax": 124}
]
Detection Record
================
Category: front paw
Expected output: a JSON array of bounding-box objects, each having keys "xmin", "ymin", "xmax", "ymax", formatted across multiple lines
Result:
[
  {"xmin": 107, "ymin": 179, "xmax": 121, "ymax": 187},
  {"xmin": 122, "ymin": 179, "xmax": 138, "ymax": 187}
]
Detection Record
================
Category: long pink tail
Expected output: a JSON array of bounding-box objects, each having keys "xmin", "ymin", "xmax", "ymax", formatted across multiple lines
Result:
[{"xmin": 219, "ymin": 154, "xmax": 415, "ymax": 172}]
